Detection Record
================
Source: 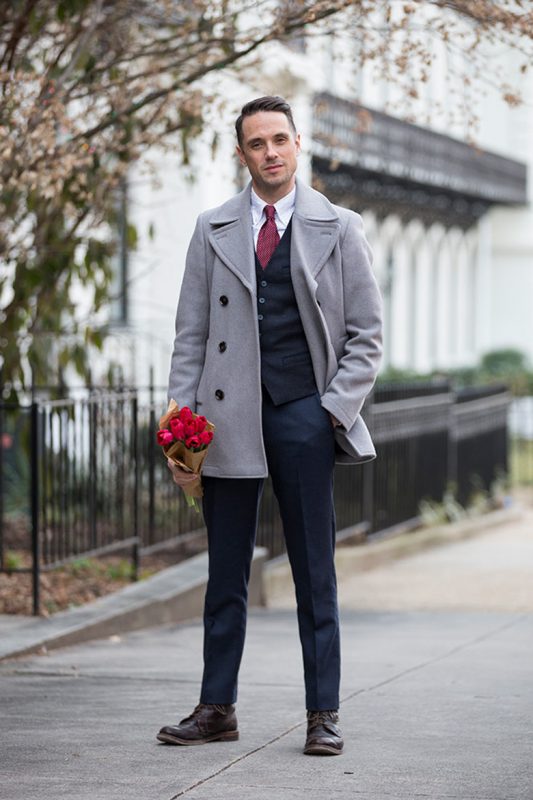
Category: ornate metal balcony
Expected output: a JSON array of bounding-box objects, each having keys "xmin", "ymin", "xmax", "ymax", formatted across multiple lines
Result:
[{"xmin": 312, "ymin": 92, "xmax": 528, "ymax": 228}]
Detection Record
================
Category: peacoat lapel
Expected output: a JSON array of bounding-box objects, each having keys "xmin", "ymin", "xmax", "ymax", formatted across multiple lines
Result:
[
  {"xmin": 291, "ymin": 178, "xmax": 341, "ymax": 282},
  {"xmin": 206, "ymin": 178, "xmax": 341, "ymax": 292},
  {"xmin": 207, "ymin": 185, "xmax": 256, "ymax": 292},
  {"xmin": 288, "ymin": 179, "xmax": 342, "ymax": 390}
]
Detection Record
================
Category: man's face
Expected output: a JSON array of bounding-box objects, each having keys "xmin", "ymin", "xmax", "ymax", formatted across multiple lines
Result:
[{"xmin": 236, "ymin": 111, "xmax": 300, "ymax": 201}]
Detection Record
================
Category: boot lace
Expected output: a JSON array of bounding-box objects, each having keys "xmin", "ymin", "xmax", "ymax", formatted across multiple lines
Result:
[
  {"xmin": 184, "ymin": 703, "xmax": 231, "ymax": 721},
  {"xmin": 307, "ymin": 710, "xmax": 339, "ymax": 727}
]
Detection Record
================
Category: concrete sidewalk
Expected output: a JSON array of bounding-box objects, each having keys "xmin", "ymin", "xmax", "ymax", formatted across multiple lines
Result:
[
  {"xmin": 0, "ymin": 506, "xmax": 522, "ymax": 661},
  {"xmin": 1, "ymin": 506, "xmax": 532, "ymax": 799},
  {"xmin": 0, "ymin": 548, "xmax": 267, "ymax": 662},
  {"xmin": 1, "ymin": 609, "xmax": 531, "ymax": 799}
]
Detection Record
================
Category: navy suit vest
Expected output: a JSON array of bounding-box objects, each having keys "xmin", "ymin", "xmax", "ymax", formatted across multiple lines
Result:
[{"xmin": 255, "ymin": 219, "xmax": 317, "ymax": 405}]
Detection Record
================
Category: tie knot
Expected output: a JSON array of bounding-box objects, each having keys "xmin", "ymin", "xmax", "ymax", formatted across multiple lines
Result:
[{"xmin": 264, "ymin": 205, "xmax": 276, "ymax": 221}]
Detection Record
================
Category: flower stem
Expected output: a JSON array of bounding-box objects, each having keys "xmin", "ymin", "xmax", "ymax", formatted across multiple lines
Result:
[{"xmin": 184, "ymin": 494, "xmax": 200, "ymax": 513}]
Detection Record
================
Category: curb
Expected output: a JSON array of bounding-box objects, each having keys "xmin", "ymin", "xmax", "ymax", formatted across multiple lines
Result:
[
  {"xmin": 0, "ymin": 547, "xmax": 268, "ymax": 662},
  {"xmin": 264, "ymin": 505, "xmax": 524, "ymax": 602}
]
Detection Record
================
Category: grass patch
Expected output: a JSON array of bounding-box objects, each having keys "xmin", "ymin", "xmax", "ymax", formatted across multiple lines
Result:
[
  {"xmin": 4, "ymin": 551, "xmax": 23, "ymax": 573},
  {"xmin": 66, "ymin": 557, "xmax": 135, "ymax": 581},
  {"xmin": 511, "ymin": 438, "xmax": 533, "ymax": 486}
]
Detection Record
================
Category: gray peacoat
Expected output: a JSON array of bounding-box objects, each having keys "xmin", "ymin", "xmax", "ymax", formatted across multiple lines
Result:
[{"xmin": 168, "ymin": 177, "xmax": 383, "ymax": 478}]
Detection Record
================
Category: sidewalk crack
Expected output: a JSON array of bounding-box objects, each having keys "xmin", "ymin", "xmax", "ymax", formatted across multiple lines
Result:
[
  {"xmin": 167, "ymin": 613, "xmax": 528, "ymax": 799},
  {"xmin": 341, "ymin": 613, "xmax": 528, "ymax": 703},
  {"xmin": 166, "ymin": 721, "xmax": 303, "ymax": 799}
]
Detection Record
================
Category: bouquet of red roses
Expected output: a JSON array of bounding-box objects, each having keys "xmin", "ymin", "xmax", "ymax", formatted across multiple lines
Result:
[{"xmin": 157, "ymin": 400, "xmax": 215, "ymax": 508}]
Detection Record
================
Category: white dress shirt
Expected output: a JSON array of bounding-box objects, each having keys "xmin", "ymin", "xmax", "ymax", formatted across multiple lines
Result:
[{"xmin": 251, "ymin": 186, "xmax": 296, "ymax": 249}]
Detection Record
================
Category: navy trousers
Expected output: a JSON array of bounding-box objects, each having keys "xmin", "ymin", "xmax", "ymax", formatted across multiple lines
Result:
[{"xmin": 200, "ymin": 390, "xmax": 340, "ymax": 711}]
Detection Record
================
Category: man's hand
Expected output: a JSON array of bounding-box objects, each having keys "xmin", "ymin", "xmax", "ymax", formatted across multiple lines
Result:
[
  {"xmin": 329, "ymin": 413, "xmax": 341, "ymax": 428},
  {"xmin": 167, "ymin": 458, "xmax": 198, "ymax": 487}
]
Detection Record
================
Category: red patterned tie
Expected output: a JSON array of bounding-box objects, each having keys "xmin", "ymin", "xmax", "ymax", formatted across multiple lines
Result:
[{"xmin": 256, "ymin": 205, "xmax": 280, "ymax": 269}]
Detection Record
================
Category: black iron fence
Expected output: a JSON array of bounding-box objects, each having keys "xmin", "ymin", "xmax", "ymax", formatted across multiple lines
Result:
[
  {"xmin": 509, "ymin": 395, "xmax": 533, "ymax": 487},
  {"xmin": 0, "ymin": 382, "xmax": 517, "ymax": 613}
]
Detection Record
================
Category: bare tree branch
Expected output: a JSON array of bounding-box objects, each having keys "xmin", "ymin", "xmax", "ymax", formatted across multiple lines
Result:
[{"xmin": 0, "ymin": 0, "xmax": 530, "ymax": 393}]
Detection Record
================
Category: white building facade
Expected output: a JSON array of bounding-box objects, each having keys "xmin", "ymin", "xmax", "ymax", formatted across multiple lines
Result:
[{"xmin": 102, "ymin": 10, "xmax": 531, "ymax": 390}]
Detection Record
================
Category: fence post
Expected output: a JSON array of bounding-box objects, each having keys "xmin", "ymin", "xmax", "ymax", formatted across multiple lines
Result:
[
  {"xmin": 362, "ymin": 461, "xmax": 374, "ymax": 534},
  {"xmin": 88, "ymin": 397, "xmax": 97, "ymax": 550},
  {"xmin": 132, "ymin": 392, "xmax": 139, "ymax": 582},
  {"xmin": 30, "ymin": 401, "xmax": 41, "ymax": 616},
  {"xmin": 362, "ymin": 394, "xmax": 375, "ymax": 533},
  {"xmin": 448, "ymin": 389, "xmax": 458, "ymax": 494},
  {"xmin": 148, "ymin": 369, "xmax": 155, "ymax": 548},
  {"xmin": 0, "ymin": 393, "xmax": 4, "ymax": 572}
]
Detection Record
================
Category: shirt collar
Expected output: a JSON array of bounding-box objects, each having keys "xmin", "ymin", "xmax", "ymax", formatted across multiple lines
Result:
[{"xmin": 250, "ymin": 185, "xmax": 296, "ymax": 226}]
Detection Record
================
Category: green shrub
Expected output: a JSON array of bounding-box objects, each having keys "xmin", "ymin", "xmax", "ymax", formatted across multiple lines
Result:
[
  {"xmin": 379, "ymin": 348, "xmax": 533, "ymax": 396},
  {"xmin": 4, "ymin": 551, "xmax": 23, "ymax": 573}
]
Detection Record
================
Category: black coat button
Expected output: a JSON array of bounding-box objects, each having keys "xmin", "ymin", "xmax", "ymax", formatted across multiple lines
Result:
[
  {"xmin": 215, "ymin": 389, "xmax": 224, "ymax": 400},
  {"xmin": 219, "ymin": 295, "xmax": 228, "ymax": 306},
  {"xmin": 218, "ymin": 341, "xmax": 227, "ymax": 352}
]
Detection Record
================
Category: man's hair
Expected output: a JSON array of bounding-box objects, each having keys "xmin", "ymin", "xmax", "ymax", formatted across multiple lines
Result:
[{"xmin": 235, "ymin": 96, "xmax": 297, "ymax": 146}]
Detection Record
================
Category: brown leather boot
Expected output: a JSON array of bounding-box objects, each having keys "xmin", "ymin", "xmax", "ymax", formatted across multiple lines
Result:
[
  {"xmin": 157, "ymin": 703, "xmax": 239, "ymax": 745},
  {"xmin": 303, "ymin": 710, "xmax": 343, "ymax": 755}
]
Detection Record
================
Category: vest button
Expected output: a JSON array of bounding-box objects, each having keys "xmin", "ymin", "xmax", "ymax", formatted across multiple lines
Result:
[
  {"xmin": 260, "ymin": 280, "xmax": 267, "ymax": 287},
  {"xmin": 258, "ymin": 314, "xmax": 264, "ymax": 321},
  {"xmin": 215, "ymin": 389, "xmax": 224, "ymax": 400},
  {"xmin": 259, "ymin": 297, "xmax": 265, "ymax": 304},
  {"xmin": 218, "ymin": 341, "xmax": 227, "ymax": 353},
  {"xmin": 219, "ymin": 295, "xmax": 228, "ymax": 306}
]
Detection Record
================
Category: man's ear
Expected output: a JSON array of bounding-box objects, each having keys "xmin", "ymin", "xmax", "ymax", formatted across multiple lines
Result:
[
  {"xmin": 295, "ymin": 133, "xmax": 301, "ymax": 155},
  {"xmin": 236, "ymin": 145, "xmax": 247, "ymax": 166}
]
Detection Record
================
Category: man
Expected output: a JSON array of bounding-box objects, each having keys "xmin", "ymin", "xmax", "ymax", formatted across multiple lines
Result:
[{"xmin": 157, "ymin": 96, "xmax": 382, "ymax": 755}]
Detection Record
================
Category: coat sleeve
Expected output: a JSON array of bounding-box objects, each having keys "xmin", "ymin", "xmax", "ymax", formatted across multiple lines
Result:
[
  {"xmin": 320, "ymin": 210, "xmax": 383, "ymax": 431},
  {"xmin": 167, "ymin": 214, "xmax": 210, "ymax": 407}
]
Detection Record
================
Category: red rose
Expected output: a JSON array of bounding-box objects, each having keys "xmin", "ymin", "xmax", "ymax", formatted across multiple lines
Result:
[
  {"xmin": 179, "ymin": 406, "xmax": 194, "ymax": 423},
  {"xmin": 184, "ymin": 421, "xmax": 197, "ymax": 437},
  {"xmin": 185, "ymin": 435, "xmax": 201, "ymax": 449},
  {"xmin": 198, "ymin": 430, "xmax": 213, "ymax": 446},
  {"xmin": 195, "ymin": 415, "xmax": 207, "ymax": 433},
  {"xmin": 157, "ymin": 429, "xmax": 174, "ymax": 446},
  {"xmin": 170, "ymin": 417, "xmax": 185, "ymax": 439}
]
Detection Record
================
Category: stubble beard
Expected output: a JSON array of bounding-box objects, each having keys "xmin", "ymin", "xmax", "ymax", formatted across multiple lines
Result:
[{"xmin": 258, "ymin": 164, "xmax": 295, "ymax": 194}]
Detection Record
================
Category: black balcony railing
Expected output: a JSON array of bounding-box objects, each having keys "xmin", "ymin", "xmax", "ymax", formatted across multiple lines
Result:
[
  {"xmin": 0, "ymin": 382, "xmax": 515, "ymax": 614},
  {"xmin": 312, "ymin": 92, "xmax": 528, "ymax": 227}
]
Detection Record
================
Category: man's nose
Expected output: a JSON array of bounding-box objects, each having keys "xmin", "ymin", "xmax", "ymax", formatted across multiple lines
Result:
[{"xmin": 265, "ymin": 142, "xmax": 278, "ymax": 159}]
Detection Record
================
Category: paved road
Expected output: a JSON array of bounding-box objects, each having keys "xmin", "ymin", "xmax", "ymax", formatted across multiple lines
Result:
[{"xmin": 1, "ymin": 510, "xmax": 532, "ymax": 799}]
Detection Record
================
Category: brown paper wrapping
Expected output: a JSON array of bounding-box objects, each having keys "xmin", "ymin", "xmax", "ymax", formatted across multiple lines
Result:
[{"xmin": 158, "ymin": 400, "xmax": 215, "ymax": 500}]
